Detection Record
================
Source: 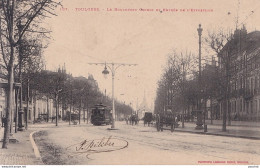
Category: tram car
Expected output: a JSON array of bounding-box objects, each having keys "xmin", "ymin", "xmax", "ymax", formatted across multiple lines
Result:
[{"xmin": 91, "ymin": 103, "xmax": 112, "ymax": 126}]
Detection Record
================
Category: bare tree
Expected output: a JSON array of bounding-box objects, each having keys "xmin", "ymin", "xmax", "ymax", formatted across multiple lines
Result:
[
  {"xmin": 204, "ymin": 29, "xmax": 233, "ymax": 131},
  {"xmin": 0, "ymin": 0, "xmax": 61, "ymax": 148},
  {"xmin": 154, "ymin": 50, "xmax": 195, "ymax": 124}
]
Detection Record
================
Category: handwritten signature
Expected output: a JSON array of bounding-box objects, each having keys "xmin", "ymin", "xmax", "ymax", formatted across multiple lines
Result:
[{"xmin": 66, "ymin": 136, "xmax": 128, "ymax": 158}]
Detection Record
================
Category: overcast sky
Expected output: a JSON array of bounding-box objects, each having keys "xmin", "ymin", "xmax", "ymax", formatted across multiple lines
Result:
[{"xmin": 43, "ymin": 0, "xmax": 260, "ymax": 110}]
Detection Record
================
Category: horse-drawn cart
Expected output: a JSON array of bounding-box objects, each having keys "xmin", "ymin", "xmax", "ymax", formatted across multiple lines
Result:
[
  {"xmin": 156, "ymin": 112, "xmax": 179, "ymax": 132},
  {"xmin": 143, "ymin": 112, "xmax": 153, "ymax": 126}
]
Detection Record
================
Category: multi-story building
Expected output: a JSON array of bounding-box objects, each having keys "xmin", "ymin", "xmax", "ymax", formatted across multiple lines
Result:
[{"xmin": 218, "ymin": 27, "xmax": 260, "ymax": 121}]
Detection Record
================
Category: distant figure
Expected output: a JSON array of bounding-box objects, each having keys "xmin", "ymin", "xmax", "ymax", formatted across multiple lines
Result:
[
  {"xmin": 52, "ymin": 116, "xmax": 55, "ymax": 122},
  {"xmin": 125, "ymin": 118, "xmax": 129, "ymax": 125},
  {"xmin": 1, "ymin": 115, "xmax": 5, "ymax": 127},
  {"xmin": 2, "ymin": 116, "xmax": 6, "ymax": 128},
  {"xmin": 234, "ymin": 113, "xmax": 238, "ymax": 120}
]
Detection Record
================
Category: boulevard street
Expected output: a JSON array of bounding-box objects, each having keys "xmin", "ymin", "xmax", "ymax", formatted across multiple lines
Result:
[{"xmin": 33, "ymin": 122, "xmax": 260, "ymax": 165}]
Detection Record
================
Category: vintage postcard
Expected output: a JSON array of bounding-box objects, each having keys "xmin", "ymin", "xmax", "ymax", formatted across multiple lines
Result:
[{"xmin": 0, "ymin": 0, "xmax": 260, "ymax": 167}]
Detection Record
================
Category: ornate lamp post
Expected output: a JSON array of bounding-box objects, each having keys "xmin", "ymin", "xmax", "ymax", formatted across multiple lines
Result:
[
  {"xmin": 196, "ymin": 24, "xmax": 204, "ymax": 130},
  {"xmin": 197, "ymin": 24, "xmax": 203, "ymax": 94},
  {"xmin": 102, "ymin": 63, "xmax": 116, "ymax": 129},
  {"xmin": 88, "ymin": 62, "xmax": 137, "ymax": 129},
  {"xmin": 17, "ymin": 20, "xmax": 25, "ymax": 131}
]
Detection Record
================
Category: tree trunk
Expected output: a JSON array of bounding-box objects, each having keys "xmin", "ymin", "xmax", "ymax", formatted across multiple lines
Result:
[
  {"xmin": 69, "ymin": 102, "xmax": 72, "ymax": 125},
  {"xmin": 47, "ymin": 97, "xmax": 49, "ymax": 122},
  {"xmin": 87, "ymin": 108, "xmax": 88, "ymax": 124},
  {"xmin": 26, "ymin": 78, "xmax": 29, "ymax": 129},
  {"xmin": 84, "ymin": 109, "xmax": 85, "ymax": 123},
  {"xmin": 79, "ymin": 99, "xmax": 82, "ymax": 124},
  {"xmin": 33, "ymin": 90, "xmax": 36, "ymax": 123},
  {"xmin": 55, "ymin": 94, "xmax": 58, "ymax": 126},
  {"xmin": 210, "ymin": 98, "xmax": 213, "ymax": 124},
  {"xmin": 2, "ymin": 47, "xmax": 15, "ymax": 148},
  {"xmin": 15, "ymin": 88, "xmax": 18, "ymax": 133},
  {"xmin": 228, "ymin": 101, "xmax": 231, "ymax": 126}
]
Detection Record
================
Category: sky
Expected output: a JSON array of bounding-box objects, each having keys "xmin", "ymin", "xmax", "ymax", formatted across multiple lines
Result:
[{"xmin": 43, "ymin": 0, "xmax": 260, "ymax": 111}]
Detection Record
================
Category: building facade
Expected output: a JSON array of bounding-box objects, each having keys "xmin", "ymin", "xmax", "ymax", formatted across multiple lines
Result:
[{"xmin": 218, "ymin": 28, "xmax": 260, "ymax": 121}]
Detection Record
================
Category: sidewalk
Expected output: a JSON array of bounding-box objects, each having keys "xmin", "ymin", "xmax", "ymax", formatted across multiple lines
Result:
[
  {"xmin": 0, "ymin": 122, "xmax": 75, "ymax": 165},
  {"xmin": 173, "ymin": 121, "xmax": 260, "ymax": 140},
  {"xmin": 204, "ymin": 119, "xmax": 260, "ymax": 127},
  {"xmin": 0, "ymin": 127, "xmax": 43, "ymax": 165}
]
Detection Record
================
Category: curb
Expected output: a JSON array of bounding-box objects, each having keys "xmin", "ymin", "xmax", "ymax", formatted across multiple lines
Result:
[
  {"xmin": 29, "ymin": 131, "xmax": 43, "ymax": 161},
  {"xmin": 174, "ymin": 129, "xmax": 260, "ymax": 140}
]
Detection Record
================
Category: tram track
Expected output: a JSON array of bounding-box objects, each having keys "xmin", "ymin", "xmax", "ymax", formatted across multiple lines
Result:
[{"xmin": 83, "ymin": 124, "xmax": 259, "ymax": 160}]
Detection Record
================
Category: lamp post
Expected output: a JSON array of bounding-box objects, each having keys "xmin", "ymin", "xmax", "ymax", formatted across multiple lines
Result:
[
  {"xmin": 196, "ymin": 24, "xmax": 204, "ymax": 130},
  {"xmin": 197, "ymin": 24, "xmax": 203, "ymax": 95},
  {"xmin": 17, "ymin": 20, "xmax": 25, "ymax": 131},
  {"xmin": 89, "ymin": 62, "xmax": 137, "ymax": 129},
  {"xmin": 102, "ymin": 63, "xmax": 116, "ymax": 129}
]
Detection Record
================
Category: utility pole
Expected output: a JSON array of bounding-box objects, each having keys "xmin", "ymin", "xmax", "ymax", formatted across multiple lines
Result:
[
  {"xmin": 182, "ymin": 62, "xmax": 185, "ymax": 128},
  {"xmin": 88, "ymin": 62, "xmax": 137, "ymax": 129}
]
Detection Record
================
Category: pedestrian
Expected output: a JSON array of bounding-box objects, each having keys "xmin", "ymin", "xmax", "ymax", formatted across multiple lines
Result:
[
  {"xmin": 1, "ymin": 115, "xmax": 5, "ymax": 128},
  {"xmin": 2, "ymin": 116, "xmax": 7, "ymax": 128}
]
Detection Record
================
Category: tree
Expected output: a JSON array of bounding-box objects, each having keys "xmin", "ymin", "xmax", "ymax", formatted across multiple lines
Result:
[
  {"xmin": 20, "ymin": 35, "xmax": 45, "ymax": 128},
  {"xmin": 154, "ymin": 50, "xmax": 195, "ymax": 123},
  {"xmin": 204, "ymin": 29, "xmax": 233, "ymax": 131},
  {"xmin": 0, "ymin": 0, "xmax": 61, "ymax": 148}
]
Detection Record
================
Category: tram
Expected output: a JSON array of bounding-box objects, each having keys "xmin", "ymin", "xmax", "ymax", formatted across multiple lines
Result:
[{"xmin": 90, "ymin": 103, "xmax": 112, "ymax": 126}]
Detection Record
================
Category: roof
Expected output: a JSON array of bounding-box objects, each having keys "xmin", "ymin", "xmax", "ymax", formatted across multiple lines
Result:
[{"xmin": 220, "ymin": 30, "xmax": 260, "ymax": 56}]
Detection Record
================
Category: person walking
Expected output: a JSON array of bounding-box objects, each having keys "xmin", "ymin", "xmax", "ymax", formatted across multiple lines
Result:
[{"xmin": 1, "ymin": 115, "xmax": 5, "ymax": 127}]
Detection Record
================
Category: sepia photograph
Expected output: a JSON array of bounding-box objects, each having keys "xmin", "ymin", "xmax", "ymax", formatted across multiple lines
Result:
[{"xmin": 0, "ymin": 0, "xmax": 260, "ymax": 167}]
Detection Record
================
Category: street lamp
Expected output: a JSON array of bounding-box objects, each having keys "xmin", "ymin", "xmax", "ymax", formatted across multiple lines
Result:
[
  {"xmin": 102, "ymin": 64, "xmax": 109, "ymax": 78},
  {"xmin": 88, "ymin": 62, "xmax": 137, "ymax": 129},
  {"xmin": 100, "ymin": 62, "xmax": 137, "ymax": 129},
  {"xmin": 197, "ymin": 24, "xmax": 203, "ymax": 89},
  {"xmin": 102, "ymin": 63, "xmax": 116, "ymax": 129},
  {"xmin": 196, "ymin": 24, "xmax": 204, "ymax": 130},
  {"xmin": 17, "ymin": 20, "xmax": 25, "ymax": 131}
]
